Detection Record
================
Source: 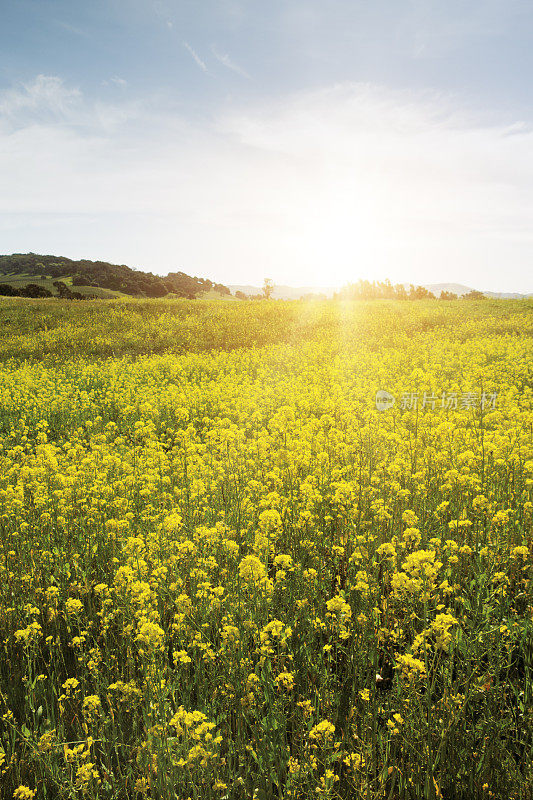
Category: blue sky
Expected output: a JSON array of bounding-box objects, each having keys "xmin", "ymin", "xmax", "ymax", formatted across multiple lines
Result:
[{"xmin": 1, "ymin": 0, "xmax": 533, "ymax": 291}]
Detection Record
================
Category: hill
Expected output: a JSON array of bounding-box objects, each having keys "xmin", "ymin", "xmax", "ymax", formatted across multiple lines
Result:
[
  {"xmin": 0, "ymin": 253, "xmax": 230, "ymax": 299},
  {"xmin": 423, "ymin": 283, "xmax": 532, "ymax": 299}
]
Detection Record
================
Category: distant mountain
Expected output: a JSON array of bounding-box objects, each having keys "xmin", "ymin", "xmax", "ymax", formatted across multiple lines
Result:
[
  {"xmin": 423, "ymin": 283, "xmax": 532, "ymax": 299},
  {"xmin": 230, "ymin": 282, "xmax": 532, "ymax": 300},
  {"xmin": 420, "ymin": 283, "xmax": 474, "ymax": 296},
  {"xmin": 477, "ymin": 290, "xmax": 533, "ymax": 299},
  {"xmin": 0, "ymin": 254, "xmax": 230, "ymax": 299}
]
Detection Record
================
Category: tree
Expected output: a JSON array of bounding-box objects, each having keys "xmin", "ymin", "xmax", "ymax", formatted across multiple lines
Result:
[
  {"xmin": 235, "ymin": 290, "xmax": 248, "ymax": 300},
  {"xmin": 394, "ymin": 284, "xmax": 408, "ymax": 300},
  {"xmin": 440, "ymin": 290, "xmax": 458, "ymax": 300},
  {"xmin": 22, "ymin": 283, "xmax": 53, "ymax": 298},
  {"xmin": 409, "ymin": 284, "xmax": 433, "ymax": 300},
  {"xmin": 0, "ymin": 284, "xmax": 19, "ymax": 297},
  {"xmin": 262, "ymin": 278, "xmax": 275, "ymax": 300},
  {"xmin": 52, "ymin": 281, "xmax": 84, "ymax": 300},
  {"xmin": 462, "ymin": 289, "xmax": 485, "ymax": 300}
]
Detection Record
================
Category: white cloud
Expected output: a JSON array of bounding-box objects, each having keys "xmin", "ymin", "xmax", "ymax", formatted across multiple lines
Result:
[
  {"xmin": 183, "ymin": 42, "xmax": 209, "ymax": 73},
  {"xmin": 211, "ymin": 46, "xmax": 250, "ymax": 78},
  {"xmin": 1, "ymin": 76, "xmax": 533, "ymax": 291}
]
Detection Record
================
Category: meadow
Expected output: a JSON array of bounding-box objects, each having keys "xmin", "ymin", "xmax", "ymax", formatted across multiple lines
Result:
[{"xmin": 0, "ymin": 297, "xmax": 532, "ymax": 800}]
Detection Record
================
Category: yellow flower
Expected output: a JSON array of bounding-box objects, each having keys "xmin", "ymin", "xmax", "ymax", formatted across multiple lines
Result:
[
  {"xmin": 326, "ymin": 594, "xmax": 351, "ymax": 618},
  {"xmin": 65, "ymin": 598, "xmax": 83, "ymax": 616},
  {"xmin": 136, "ymin": 619, "xmax": 165, "ymax": 652},
  {"xmin": 430, "ymin": 613, "xmax": 458, "ymax": 651},
  {"xmin": 13, "ymin": 789, "xmax": 35, "ymax": 800},
  {"xmin": 275, "ymin": 671, "xmax": 295, "ymax": 691},
  {"xmin": 37, "ymin": 730, "xmax": 56, "ymax": 752},
  {"xmin": 309, "ymin": 720, "xmax": 335, "ymax": 744},
  {"xmin": 62, "ymin": 677, "xmax": 80, "ymax": 696},
  {"xmin": 396, "ymin": 654, "xmax": 426, "ymax": 681},
  {"xmin": 239, "ymin": 555, "xmax": 266, "ymax": 582},
  {"xmin": 14, "ymin": 621, "xmax": 42, "ymax": 646},
  {"xmin": 173, "ymin": 649, "xmax": 192, "ymax": 665},
  {"xmin": 82, "ymin": 695, "xmax": 101, "ymax": 719},
  {"xmin": 376, "ymin": 542, "xmax": 396, "ymax": 560},
  {"xmin": 75, "ymin": 761, "xmax": 100, "ymax": 790}
]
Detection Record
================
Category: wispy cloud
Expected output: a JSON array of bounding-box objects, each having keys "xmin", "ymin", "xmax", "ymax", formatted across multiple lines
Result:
[
  {"xmin": 183, "ymin": 42, "xmax": 209, "ymax": 74},
  {"xmin": 55, "ymin": 20, "xmax": 88, "ymax": 38},
  {"xmin": 0, "ymin": 74, "xmax": 142, "ymax": 137},
  {"xmin": 211, "ymin": 46, "xmax": 250, "ymax": 78},
  {"xmin": 101, "ymin": 76, "xmax": 128, "ymax": 89},
  {"xmin": 0, "ymin": 75, "xmax": 81, "ymax": 126},
  {"xmin": 401, "ymin": 0, "xmax": 533, "ymax": 59}
]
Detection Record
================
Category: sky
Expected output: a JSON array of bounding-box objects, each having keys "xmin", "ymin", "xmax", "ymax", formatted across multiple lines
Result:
[{"xmin": 1, "ymin": 1, "xmax": 533, "ymax": 292}]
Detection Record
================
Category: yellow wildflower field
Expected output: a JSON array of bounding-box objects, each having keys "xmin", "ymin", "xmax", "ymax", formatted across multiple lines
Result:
[{"xmin": 0, "ymin": 298, "xmax": 532, "ymax": 799}]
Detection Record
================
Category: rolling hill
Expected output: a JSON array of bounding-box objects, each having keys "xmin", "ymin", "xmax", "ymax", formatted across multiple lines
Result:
[{"xmin": 0, "ymin": 254, "xmax": 230, "ymax": 299}]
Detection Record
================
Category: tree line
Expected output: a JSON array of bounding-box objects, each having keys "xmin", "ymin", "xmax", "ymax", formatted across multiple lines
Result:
[
  {"xmin": 0, "ymin": 254, "xmax": 231, "ymax": 299},
  {"xmin": 0, "ymin": 281, "xmax": 86, "ymax": 300},
  {"xmin": 339, "ymin": 280, "xmax": 484, "ymax": 301}
]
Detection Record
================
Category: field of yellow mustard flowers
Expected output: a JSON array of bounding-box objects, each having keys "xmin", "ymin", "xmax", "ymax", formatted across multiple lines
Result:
[{"xmin": 0, "ymin": 297, "xmax": 532, "ymax": 800}]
